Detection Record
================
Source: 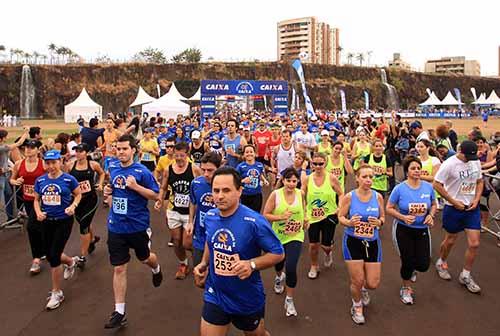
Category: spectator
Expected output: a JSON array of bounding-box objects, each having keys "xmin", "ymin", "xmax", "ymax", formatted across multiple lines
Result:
[
  {"xmin": 80, "ymin": 117, "xmax": 104, "ymax": 152},
  {"xmin": 444, "ymin": 120, "xmax": 458, "ymax": 151}
]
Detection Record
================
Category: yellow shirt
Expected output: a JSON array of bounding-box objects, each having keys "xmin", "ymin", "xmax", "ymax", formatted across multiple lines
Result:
[
  {"xmin": 139, "ymin": 138, "xmax": 159, "ymax": 162},
  {"xmin": 156, "ymin": 155, "xmax": 175, "ymax": 173}
]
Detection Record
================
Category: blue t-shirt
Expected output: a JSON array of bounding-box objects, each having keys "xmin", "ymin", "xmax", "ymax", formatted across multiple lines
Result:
[
  {"xmin": 204, "ymin": 205, "xmax": 284, "ymax": 314},
  {"xmin": 107, "ymin": 162, "xmax": 159, "ymax": 234},
  {"xmin": 34, "ymin": 173, "xmax": 79, "ymax": 219},
  {"xmin": 183, "ymin": 125, "xmax": 195, "ymax": 136},
  {"xmin": 345, "ymin": 190, "xmax": 381, "ymax": 241},
  {"xmin": 236, "ymin": 161, "xmax": 265, "ymax": 195},
  {"xmin": 388, "ymin": 181, "xmax": 435, "ymax": 229},
  {"xmin": 157, "ymin": 133, "xmax": 170, "ymax": 156},
  {"xmin": 208, "ymin": 131, "xmax": 224, "ymax": 151},
  {"xmin": 190, "ymin": 176, "xmax": 216, "ymax": 251},
  {"xmin": 223, "ymin": 135, "xmax": 241, "ymax": 168},
  {"xmin": 104, "ymin": 157, "xmax": 120, "ymax": 173}
]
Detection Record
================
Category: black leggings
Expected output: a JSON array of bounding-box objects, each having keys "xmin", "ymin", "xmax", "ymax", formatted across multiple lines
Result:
[
  {"xmin": 240, "ymin": 193, "xmax": 263, "ymax": 213},
  {"xmin": 75, "ymin": 193, "xmax": 98, "ymax": 234},
  {"xmin": 25, "ymin": 201, "xmax": 45, "ymax": 259},
  {"xmin": 393, "ymin": 223, "xmax": 431, "ymax": 281},
  {"xmin": 42, "ymin": 217, "xmax": 73, "ymax": 267},
  {"xmin": 275, "ymin": 240, "xmax": 302, "ymax": 288}
]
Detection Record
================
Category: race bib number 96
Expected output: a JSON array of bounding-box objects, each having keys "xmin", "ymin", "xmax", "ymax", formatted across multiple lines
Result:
[
  {"xmin": 354, "ymin": 222, "xmax": 374, "ymax": 239},
  {"xmin": 213, "ymin": 251, "xmax": 240, "ymax": 276},
  {"xmin": 112, "ymin": 197, "xmax": 128, "ymax": 215}
]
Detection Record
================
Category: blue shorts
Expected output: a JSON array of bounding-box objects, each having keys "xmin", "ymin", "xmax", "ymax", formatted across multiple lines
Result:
[
  {"xmin": 342, "ymin": 234, "xmax": 382, "ymax": 263},
  {"xmin": 442, "ymin": 205, "xmax": 481, "ymax": 233},
  {"xmin": 202, "ymin": 301, "xmax": 264, "ymax": 332}
]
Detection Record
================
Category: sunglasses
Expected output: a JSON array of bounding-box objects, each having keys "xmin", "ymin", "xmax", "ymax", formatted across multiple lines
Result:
[
  {"xmin": 312, "ymin": 162, "xmax": 325, "ymax": 166},
  {"xmin": 166, "ymin": 145, "xmax": 174, "ymax": 148}
]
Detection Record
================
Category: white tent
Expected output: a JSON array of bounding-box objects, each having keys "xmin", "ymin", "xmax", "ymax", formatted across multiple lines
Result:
[
  {"xmin": 130, "ymin": 86, "xmax": 156, "ymax": 107},
  {"xmin": 142, "ymin": 83, "xmax": 190, "ymax": 119},
  {"xmin": 440, "ymin": 91, "xmax": 463, "ymax": 105},
  {"xmin": 187, "ymin": 86, "xmax": 201, "ymax": 101},
  {"xmin": 472, "ymin": 93, "xmax": 488, "ymax": 105},
  {"xmin": 419, "ymin": 91, "xmax": 442, "ymax": 106},
  {"xmin": 64, "ymin": 88, "xmax": 103, "ymax": 123},
  {"xmin": 485, "ymin": 90, "xmax": 500, "ymax": 105}
]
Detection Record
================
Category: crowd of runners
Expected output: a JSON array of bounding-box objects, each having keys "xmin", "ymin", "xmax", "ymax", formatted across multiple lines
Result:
[{"xmin": 1, "ymin": 108, "xmax": 500, "ymax": 335}]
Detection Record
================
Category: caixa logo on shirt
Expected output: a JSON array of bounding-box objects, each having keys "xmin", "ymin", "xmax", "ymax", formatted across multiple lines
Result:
[
  {"xmin": 113, "ymin": 175, "xmax": 127, "ymax": 190},
  {"xmin": 201, "ymin": 192, "xmax": 215, "ymax": 208},
  {"xmin": 211, "ymin": 228, "xmax": 236, "ymax": 252}
]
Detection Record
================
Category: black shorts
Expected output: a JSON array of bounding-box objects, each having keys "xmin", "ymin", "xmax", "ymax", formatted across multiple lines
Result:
[
  {"xmin": 75, "ymin": 193, "xmax": 99, "ymax": 234},
  {"xmin": 241, "ymin": 193, "xmax": 263, "ymax": 213},
  {"xmin": 342, "ymin": 234, "xmax": 382, "ymax": 263},
  {"xmin": 107, "ymin": 229, "xmax": 152, "ymax": 266},
  {"xmin": 141, "ymin": 161, "xmax": 156, "ymax": 172},
  {"xmin": 202, "ymin": 301, "xmax": 264, "ymax": 332},
  {"xmin": 42, "ymin": 217, "xmax": 74, "ymax": 268},
  {"xmin": 308, "ymin": 214, "xmax": 338, "ymax": 246}
]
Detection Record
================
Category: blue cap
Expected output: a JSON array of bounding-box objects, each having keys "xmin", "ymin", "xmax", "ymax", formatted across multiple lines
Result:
[
  {"xmin": 43, "ymin": 149, "xmax": 61, "ymax": 160},
  {"xmin": 410, "ymin": 121, "xmax": 422, "ymax": 129}
]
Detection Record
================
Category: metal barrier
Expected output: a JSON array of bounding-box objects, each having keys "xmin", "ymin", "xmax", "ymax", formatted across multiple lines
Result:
[
  {"xmin": 482, "ymin": 173, "xmax": 500, "ymax": 241},
  {"xmin": 0, "ymin": 186, "xmax": 26, "ymax": 231}
]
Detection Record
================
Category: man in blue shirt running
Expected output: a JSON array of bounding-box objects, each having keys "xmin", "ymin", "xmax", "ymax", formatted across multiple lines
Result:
[{"xmin": 194, "ymin": 167, "xmax": 284, "ymax": 336}]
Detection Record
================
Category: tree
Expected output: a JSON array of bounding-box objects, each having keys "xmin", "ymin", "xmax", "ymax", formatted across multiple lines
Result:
[
  {"xmin": 48, "ymin": 43, "xmax": 57, "ymax": 64},
  {"xmin": 95, "ymin": 54, "xmax": 112, "ymax": 64},
  {"xmin": 171, "ymin": 47, "xmax": 202, "ymax": 63},
  {"xmin": 347, "ymin": 52, "xmax": 354, "ymax": 65},
  {"xmin": 356, "ymin": 52, "xmax": 365, "ymax": 66},
  {"xmin": 366, "ymin": 51, "xmax": 373, "ymax": 66},
  {"xmin": 132, "ymin": 47, "xmax": 167, "ymax": 64},
  {"xmin": 23, "ymin": 52, "xmax": 31, "ymax": 64},
  {"xmin": 336, "ymin": 46, "xmax": 343, "ymax": 65}
]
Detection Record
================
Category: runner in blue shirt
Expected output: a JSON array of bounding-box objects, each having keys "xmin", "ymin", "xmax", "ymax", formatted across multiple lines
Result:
[
  {"xmin": 33, "ymin": 150, "xmax": 82, "ymax": 310},
  {"xmin": 236, "ymin": 145, "xmax": 269, "ymax": 213},
  {"xmin": 157, "ymin": 125, "xmax": 171, "ymax": 156},
  {"xmin": 102, "ymin": 134, "xmax": 163, "ymax": 329},
  {"xmin": 222, "ymin": 119, "xmax": 247, "ymax": 168},
  {"xmin": 193, "ymin": 167, "xmax": 284, "ymax": 335},
  {"xmin": 187, "ymin": 152, "xmax": 222, "ymax": 271}
]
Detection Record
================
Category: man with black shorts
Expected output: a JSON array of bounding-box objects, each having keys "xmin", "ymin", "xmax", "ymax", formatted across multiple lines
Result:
[
  {"xmin": 103, "ymin": 134, "xmax": 163, "ymax": 329},
  {"xmin": 193, "ymin": 167, "xmax": 284, "ymax": 336}
]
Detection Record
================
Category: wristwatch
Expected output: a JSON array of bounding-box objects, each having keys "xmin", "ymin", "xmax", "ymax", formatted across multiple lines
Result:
[{"xmin": 250, "ymin": 260, "xmax": 257, "ymax": 272}]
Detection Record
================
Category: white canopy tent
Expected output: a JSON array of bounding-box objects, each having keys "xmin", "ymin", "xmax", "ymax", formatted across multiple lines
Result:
[
  {"xmin": 440, "ymin": 91, "xmax": 463, "ymax": 105},
  {"xmin": 419, "ymin": 91, "xmax": 442, "ymax": 106},
  {"xmin": 130, "ymin": 86, "xmax": 156, "ymax": 107},
  {"xmin": 485, "ymin": 90, "xmax": 500, "ymax": 105},
  {"xmin": 64, "ymin": 88, "xmax": 102, "ymax": 123},
  {"xmin": 472, "ymin": 93, "xmax": 488, "ymax": 105},
  {"xmin": 142, "ymin": 83, "xmax": 190, "ymax": 119}
]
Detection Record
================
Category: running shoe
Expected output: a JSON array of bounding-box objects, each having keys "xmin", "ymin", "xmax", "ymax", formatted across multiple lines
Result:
[
  {"xmin": 274, "ymin": 273, "xmax": 286, "ymax": 294},
  {"xmin": 88, "ymin": 236, "xmax": 101, "ymax": 255},
  {"xmin": 435, "ymin": 260, "xmax": 452, "ymax": 280},
  {"xmin": 458, "ymin": 273, "xmax": 481, "ymax": 294},
  {"xmin": 46, "ymin": 290, "xmax": 64, "ymax": 310},
  {"xmin": 410, "ymin": 271, "xmax": 417, "ymax": 283},
  {"xmin": 350, "ymin": 305, "xmax": 365, "ymax": 325},
  {"xmin": 400, "ymin": 286, "xmax": 414, "ymax": 305},
  {"xmin": 104, "ymin": 311, "xmax": 128, "ymax": 329},
  {"xmin": 175, "ymin": 264, "xmax": 189, "ymax": 280},
  {"xmin": 284, "ymin": 298, "xmax": 297, "ymax": 317},
  {"xmin": 30, "ymin": 262, "xmax": 41, "ymax": 275},
  {"xmin": 152, "ymin": 268, "xmax": 163, "ymax": 287},
  {"xmin": 63, "ymin": 257, "xmax": 78, "ymax": 280},
  {"xmin": 324, "ymin": 252, "xmax": 333, "ymax": 268},
  {"xmin": 307, "ymin": 267, "xmax": 319, "ymax": 279},
  {"xmin": 168, "ymin": 238, "xmax": 174, "ymax": 247},
  {"xmin": 77, "ymin": 256, "xmax": 87, "ymax": 269},
  {"xmin": 361, "ymin": 288, "xmax": 370, "ymax": 306}
]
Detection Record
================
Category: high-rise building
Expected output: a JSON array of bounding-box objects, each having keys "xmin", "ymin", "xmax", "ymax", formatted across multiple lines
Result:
[
  {"xmin": 277, "ymin": 17, "xmax": 340, "ymax": 65},
  {"xmin": 424, "ymin": 56, "xmax": 480, "ymax": 76},
  {"xmin": 388, "ymin": 53, "xmax": 411, "ymax": 70}
]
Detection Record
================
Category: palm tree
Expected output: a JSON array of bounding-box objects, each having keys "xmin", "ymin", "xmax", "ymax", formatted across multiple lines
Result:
[
  {"xmin": 356, "ymin": 52, "xmax": 365, "ymax": 66},
  {"xmin": 48, "ymin": 43, "xmax": 57, "ymax": 64},
  {"xmin": 32, "ymin": 51, "xmax": 40, "ymax": 64},
  {"xmin": 336, "ymin": 46, "xmax": 343, "ymax": 65},
  {"xmin": 39, "ymin": 54, "xmax": 48, "ymax": 64},
  {"xmin": 23, "ymin": 52, "xmax": 31, "ymax": 64},
  {"xmin": 0, "ymin": 45, "xmax": 5, "ymax": 63},
  {"xmin": 347, "ymin": 52, "xmax": 354, "ymax": 65},
  {"xmin": 366, "ymin": 51, "xmax": 373, "ymax": 66}
]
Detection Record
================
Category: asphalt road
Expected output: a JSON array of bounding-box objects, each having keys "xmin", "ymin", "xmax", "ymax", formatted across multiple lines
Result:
[{"xmin": 1, "ymin": 188, "xmax": 500, "ymax": 336}]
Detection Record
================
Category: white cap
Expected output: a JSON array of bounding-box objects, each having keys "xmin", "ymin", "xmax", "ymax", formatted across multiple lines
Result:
[
  {"xmin": 191, "ymin": 130, "xmax": 201, "ymax": 139},
  {"xmin": 310, "ymin": 115, "xmax": 318, "ymax": 121},
  {"xmin": 321, "ymin": 130, "xmax": 329, "ymax": 136}
]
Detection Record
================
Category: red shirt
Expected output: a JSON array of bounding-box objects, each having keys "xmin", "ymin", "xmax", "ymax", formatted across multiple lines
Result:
[
  {"xmin": 267, "ymin": 135, "xmax": 282, "ymax": 158},
  {"xmin": 18, "ymin": 158, "xmax": 45, "ymax": 201},
  {"xmin": 253, "ymin": 129, "xmax": 272, "ymax": 157}
]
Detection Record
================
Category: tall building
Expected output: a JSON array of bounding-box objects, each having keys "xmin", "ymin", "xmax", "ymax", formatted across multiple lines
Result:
[
  {"xmin": 277, "ymin": 17, "xmax": 340, "ymax": 65},
  {"xmin": 388, "ymin": 53, "xmax": 411, "ymax": 70},
  {"xmin": 424, "ymin": 56, "xmax": 480, "ymax": 76}
]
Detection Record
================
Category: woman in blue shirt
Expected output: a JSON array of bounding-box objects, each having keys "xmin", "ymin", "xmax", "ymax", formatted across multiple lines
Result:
[
  {"xmin": 33, "ymin": 150, "xmax": 82, "ymax": 310},
  {"xmin": 236, "ymin": 145, "xmax": 269, "ymax": 212},
  {"xmin": 386, "ymin": 156, "xmax": 437, "ymax": 305}
]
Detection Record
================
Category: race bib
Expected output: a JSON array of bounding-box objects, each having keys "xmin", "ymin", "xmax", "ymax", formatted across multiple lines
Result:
[
  {"xmin": 373, "ymin": 165, "xmax": 385, "ymax": 175},
  {"xmin": 354, "ymin": 221, "xmax": 374, "ymax": 239},
  {"xmin": 42, "ymin": 194, "xmax": 61, "ymax": 206},
  {"xmin": 409, "ymin": 203, "xmax": 427, "ymax": 216},
  {"xmin": 213, "ymin": 251, "xmax": 240, "ymax": 276},
  {"xmin": 225, "ymin": 144, "xmax": 236, "ymax": 152},
  {"xmin": 311, "ymin": 207, "xmax": 325, "ymax": 219},
  {"xmin": 331, "ymin": 167, "xmax": 342, "ymax": 177},
  {"xmin": 142, "ymin": 152, "xmax": 152, "ymax": 161},
  {"xmin": 79, "ymin": 180, "xmax": 92, "ymax": 193},
  {"xmin": 247, "ymin": 176, "xmax": 259, "ymax": 189},
  {"xmin": 23, "ymin": 184, "xmax": 35, "ymax": 197},
  {"xmin": 459, "ymin": 182, "xmax": 476, "ymax": 196},
  {"xmin": 284, "ymin": 219, "xmax": 302, "ymax": 235},
  {"xmin": 174, "ymin": 193, "xmax": 190, "ymax": 208},
  {"xmin": 112, "ymin": 197, "xmax": 128, "ymax": 215}
]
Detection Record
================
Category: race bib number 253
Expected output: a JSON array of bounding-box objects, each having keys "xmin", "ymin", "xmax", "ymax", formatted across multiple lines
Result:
[{"xmin": 213, "ymin": 251, "xmax": 240, "ymax": 276}]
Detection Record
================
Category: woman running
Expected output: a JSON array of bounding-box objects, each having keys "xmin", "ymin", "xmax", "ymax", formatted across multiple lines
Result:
[
  {"xmin": 326, "ymin": 141, "xmax": 354, "ymax": 192},
  {"xmin": 352, "ymin": 131, "xmax": 371, "ymax": 171},
  {"xmin": 318, "ymin": 130, "xmax": 333, "ymax": 155},
  {"xmin": 386, "ymin": 156, "xmax": 436, "ymax": 305},
  {"xmin": 139, "ymin": 128, "xmax": 160, "ymax": 172},
  {"xmin": 263, "ymin": 167, "xmax": 308, "ymax": 317},
  {"xmin": 33, "ymin": 150, "xmax": 82, "ymax": 310},
  {"xmin": 302, "ymin": 152, "xmax": 343, "ymax": 279},
  {"xmin": 338, "ymin": 164, "xmax": 384, "ymax": 325},
  {"xmin": 416, "ymin": 139, "xmax": 441, "ymax": 206},
  {"xmin": 363, "ymin": 139, "xmax": 393, "ymax": 198},
  {"xmin": 236, "ymin": 145, "xmax": 269, "ymax": 212},
  {"xmin": 66, "ymin": 143, "xmax": 105, "ymax": 268},
  {"xmin": 10, "ymin": 140, "xmax": 46, "ymax": 274}
]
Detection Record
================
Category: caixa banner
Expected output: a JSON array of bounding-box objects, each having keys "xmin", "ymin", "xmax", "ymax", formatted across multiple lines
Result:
[{"xmin": 201, "ymin": 80, "xmax": 288, "ymax": 96}]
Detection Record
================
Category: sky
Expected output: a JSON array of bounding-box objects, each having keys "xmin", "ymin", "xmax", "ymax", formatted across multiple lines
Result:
[{"xmin": 3, "ymin": 0, "xmax": 499, "ymax": 76}]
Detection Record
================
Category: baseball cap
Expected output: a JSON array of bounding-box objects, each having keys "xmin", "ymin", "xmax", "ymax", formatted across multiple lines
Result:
[
  {"xmin": 410, "ymin": 121, "xmax": 423, "ymax": 129},
  {"xmin": 43, "ymin": 150, "xmax": 61, "ymax": 160},
  {"xmin": 72, "ymin": 143, "xmax": 90, "ymax": 152},
  {"xmin": 310, "ymin": 115, "xmax": 318, "ymax": 121},
  {"xmin": 191, "ymin": 130, "xmax": 201, "ymax": 139},
  {"xmin": 321, "ymin": 130, "xmax": 329, "ymax": 136},
  {"xmin": 243, "ymin": 126, "xmax": 251, "ymax": 131},
  {"xmin": 144, "ymin": 127, "xmax": 155, "ymax": 133},
  {"xmin": 460, "ymin": 140, "xmax": 479, "ymax": 161},
  {"xmin": 24, "ymin": 139, "xmax": 42, "ymax": 148}
]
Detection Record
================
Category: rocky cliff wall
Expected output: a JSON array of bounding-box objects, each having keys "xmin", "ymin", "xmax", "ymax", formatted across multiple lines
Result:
[{"xmin": 1, "ymin": 62, "xmax": 499, "ymax": 118}]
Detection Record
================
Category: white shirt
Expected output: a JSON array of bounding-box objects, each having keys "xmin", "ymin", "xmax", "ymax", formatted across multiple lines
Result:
[
  {"xmin": 434, "ymin": 155, "xmax": 482, "ymax": 206},
  {"xmin": 293, "ymin": 131, "xmax": 316, "ymax": 157},
  {"xmin": 416, "ymin": 130, "xmax": 430, "ymax": 142}
]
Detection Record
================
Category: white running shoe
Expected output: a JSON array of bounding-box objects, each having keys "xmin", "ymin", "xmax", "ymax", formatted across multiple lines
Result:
[
  {"xmin": 274, "ymin": 273, "xmax": 285, "ymax": 294},
  {"xmin": 435, "ymin": 260, "xmax": 451, "ymax": 280},
  {"xmin": 63, "ymin": 257, "xmax": 78, "ymax": 280},
  {"xmin": 46, "ymin": 290, "xmax": 64, "ymax": 310},
  {"xmin": 410, "ymin": 271, "xmax": 417, "ymax": 283},
  {"xmin": 307, "ymin": 267, "xmax": 319, "ymax": 279},
  {"xmin": 324, "ymin": 253, "xmax": 333, "ymax": 268},
  {"xmin": 400, "ymin": 286, "xmax": 414, "ymax": 305},
  {"xmin": 284, "ymin": 298, "xmax": 297, "ymax": 317},
  {"xmin": 350, "ymin": 305, "xmax": 365, "ymax": 325},
  {"xmin": 458, "ymin": 273, "xmax": 481, "ymax": 294},
  {"xmin": 361, "ymin": 288, "xmax": 370, "ymax": 306}
]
